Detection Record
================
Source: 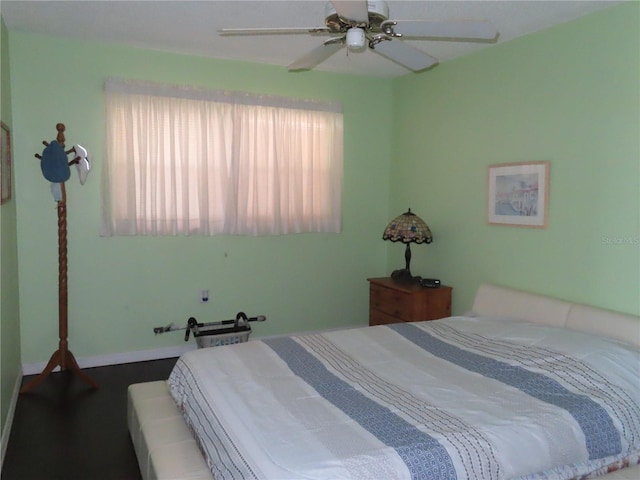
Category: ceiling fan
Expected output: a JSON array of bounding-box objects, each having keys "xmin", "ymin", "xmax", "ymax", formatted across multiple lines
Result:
[{"xmin": 220, "ymin": 1, "xmax": 499, "ymax": 72}]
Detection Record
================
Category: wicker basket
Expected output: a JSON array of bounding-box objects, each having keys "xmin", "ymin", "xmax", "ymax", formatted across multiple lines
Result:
[
  {"xmin": 154, "ymin": 312, "xmax": 262, "ymax": 348},
  {"xmin": 194, "ymin": 325, "xmax": 251, "ymax": 348}
]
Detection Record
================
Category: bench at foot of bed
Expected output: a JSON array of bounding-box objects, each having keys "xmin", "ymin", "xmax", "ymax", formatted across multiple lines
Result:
[{"xmin": 128, "ymin": 381, "xmax": 214, "ymax": 480}]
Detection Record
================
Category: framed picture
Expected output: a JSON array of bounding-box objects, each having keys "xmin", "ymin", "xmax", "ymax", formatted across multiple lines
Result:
[
  {"xmin": 487, "ymin": 161, "xmax": 549, "ymax": 228},
  {"xmin": 1, "ymin": 121, "xmax": 11, "ymax": 205}
]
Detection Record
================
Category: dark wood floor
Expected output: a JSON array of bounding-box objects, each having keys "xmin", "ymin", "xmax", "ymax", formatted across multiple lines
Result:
[{"xmin": 1, "ymin": 357, "xmax": 178, "ymax": 480}]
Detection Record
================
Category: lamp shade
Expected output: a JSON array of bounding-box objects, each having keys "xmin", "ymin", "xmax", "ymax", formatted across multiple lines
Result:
[
  {"xmin": 382, "ymin": 209, "xmax": 432, "ymax": 245},
  {"xmin": 382, "ymin": 209, "xmax": 432, "ymax": 280}
]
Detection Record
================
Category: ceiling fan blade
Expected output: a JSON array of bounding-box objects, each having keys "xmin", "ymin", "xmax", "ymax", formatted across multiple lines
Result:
[
  {"xmin": 220, "ymin": 27, "xmax": 332, "ymax": 36},
  {"xmin": 372, "ymin": 39, "xmax": 438, "ymax": 72},
  {"xmin": 386, "ymin": 20, "xmax": 498, "ymax": 41},
  {"xmin": 288, "ymin": 39, "xmax": 345, "ymax": 71},
  {"xmin": 331, "ymin": 1, "xmax": 369, "ymax": 23}
]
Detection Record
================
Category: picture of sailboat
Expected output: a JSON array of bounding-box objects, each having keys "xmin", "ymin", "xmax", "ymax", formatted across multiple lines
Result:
[
  {"xmin": 487, "ymin": 161, "xmax": 549, "ymax": 228},
  {"xmin": 494, "ymin": 174, "xmax": 539, "ymax": 217}
]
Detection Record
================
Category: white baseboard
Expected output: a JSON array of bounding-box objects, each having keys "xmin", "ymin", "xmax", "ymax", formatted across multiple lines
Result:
[
  {"xmin": 1, "ymin": 368, "xmax": 22, "ymax": 470},
  {"xmin": 21, "ymin": 344, "xmax": 196, "ymax": 376},
  {"xmin": 21, "ymin": 324, "xmax": 363, "ymax": 376}
]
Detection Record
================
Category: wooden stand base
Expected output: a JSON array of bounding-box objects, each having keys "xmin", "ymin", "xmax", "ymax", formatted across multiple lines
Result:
[{"xmin": 20, "ymin": 345, "xmax": 98, "ymax": 394}]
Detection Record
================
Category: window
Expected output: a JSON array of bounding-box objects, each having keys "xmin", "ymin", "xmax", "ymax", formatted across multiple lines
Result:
[{"xmin": 102, "ymin": 79, "xmax": 343, "ymax": 236}]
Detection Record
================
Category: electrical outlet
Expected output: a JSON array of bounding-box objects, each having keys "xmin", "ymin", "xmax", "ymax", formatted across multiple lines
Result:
[{"xmin": 200, "ymin": 289, "xmax": 209, "ymax": 303}]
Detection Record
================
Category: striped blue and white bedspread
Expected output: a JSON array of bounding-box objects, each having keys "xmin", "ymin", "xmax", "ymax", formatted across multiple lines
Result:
[{"xmin": 168, "ymin": 316, "xmax": 640, "ymax": 480}]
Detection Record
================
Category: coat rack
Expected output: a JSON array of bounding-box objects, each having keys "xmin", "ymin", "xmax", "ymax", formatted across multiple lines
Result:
[{"xmin": 20, "ymin": 123, "xmax": 97, "ymax": 393}]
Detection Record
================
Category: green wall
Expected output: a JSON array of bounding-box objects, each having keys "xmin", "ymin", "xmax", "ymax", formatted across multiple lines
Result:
[
  {"xmin": 1, "ymin": 14, "xmax": 21, "ymax": 449},
  {"xmin": 390, "ymin": 2, "xmax": 640, "ymax": 316},
  {"xmin": 5, "ymin": 1, "xmax": 639, "ymax": 373},
  {"xmin": 9, "ymin": 34, "xmax": 393, "ymax": 365}
]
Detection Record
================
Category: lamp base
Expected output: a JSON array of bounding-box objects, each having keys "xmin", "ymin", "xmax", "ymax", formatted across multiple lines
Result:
[{"xmin": 390, "ymin": 269, "xmax": 420, "ymax": 284}]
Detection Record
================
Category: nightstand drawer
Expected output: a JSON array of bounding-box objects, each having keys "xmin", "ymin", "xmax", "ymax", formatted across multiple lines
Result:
[
  {"xmin": 369, "ymin": 309, "xmax": 406, "ymax": 326},
  {"xmin": 370, "ymin": 284, "xmax": 412, "ymax": 319},
  {"xmin": 367, "ymin": 277, "xmax": 453, "ymax": 326}
]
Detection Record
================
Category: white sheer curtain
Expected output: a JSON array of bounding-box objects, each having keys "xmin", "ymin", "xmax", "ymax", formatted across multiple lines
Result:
[{"xmin": 102, "ymin": 78, "xmax": 343, "ymax": 236}]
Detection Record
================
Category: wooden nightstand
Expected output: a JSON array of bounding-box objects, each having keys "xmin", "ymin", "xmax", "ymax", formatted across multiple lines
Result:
[{"xmin": 367, "ymin": 277, "xmax": 452, "ymax": 326}]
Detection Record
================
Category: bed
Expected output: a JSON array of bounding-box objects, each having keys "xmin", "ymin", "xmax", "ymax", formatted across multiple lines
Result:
[{"xmin": 128, "ymin": 283, "xmax": 640, "ymax": 479}]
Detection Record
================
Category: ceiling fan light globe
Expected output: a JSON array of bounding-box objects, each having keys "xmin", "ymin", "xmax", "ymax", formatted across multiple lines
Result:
[{"xmin": 346, "ymin": 27, "xmax": 366, "ymax": 50}]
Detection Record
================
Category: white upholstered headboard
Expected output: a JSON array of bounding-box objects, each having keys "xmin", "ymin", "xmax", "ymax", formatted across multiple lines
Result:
[{"xmin": 471, "ymin": 283, "xmax": 640, "ymax": 348}]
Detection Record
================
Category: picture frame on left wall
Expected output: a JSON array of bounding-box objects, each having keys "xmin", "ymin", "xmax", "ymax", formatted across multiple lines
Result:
[{"xmin": 1, "ymin": 121, "xmax": 11, "ymax": 204}]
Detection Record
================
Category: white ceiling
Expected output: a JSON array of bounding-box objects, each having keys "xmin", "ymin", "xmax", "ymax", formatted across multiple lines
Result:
[{"xmin": 1, "ymin": 0, "xmax": 623, "ymax": 78}]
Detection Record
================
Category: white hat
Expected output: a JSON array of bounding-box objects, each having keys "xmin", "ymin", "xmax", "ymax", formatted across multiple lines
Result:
[{"xmin": 74, "ymin": 144, "xmax": 91, "ymax": 185}]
